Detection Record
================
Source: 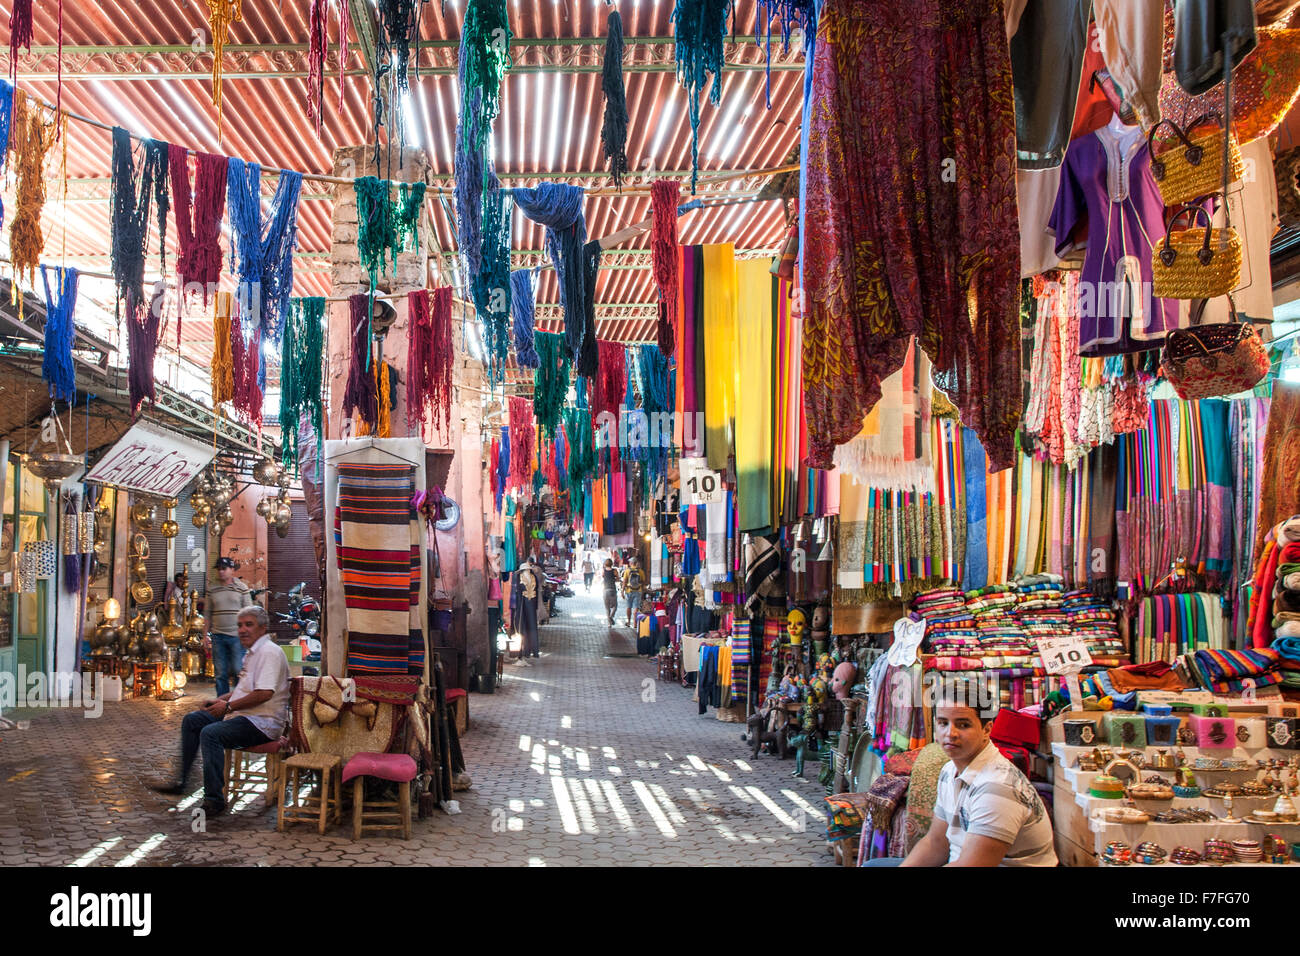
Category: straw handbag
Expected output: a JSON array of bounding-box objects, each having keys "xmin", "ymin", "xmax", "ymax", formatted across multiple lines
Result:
[
  {"xmin": 1161, "ymin": 299, "xmax": 1269, "ymax": 401},
  {"xmin": 1147, "ymin": 113, "xmax": 1243, "ymax": 206},
  {"xmin": 1151, "ymin": 202, "xmax": 1242, "ymax": 299}
]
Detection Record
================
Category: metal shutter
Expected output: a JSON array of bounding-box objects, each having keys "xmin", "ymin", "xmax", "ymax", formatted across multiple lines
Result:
[
  {"xmin": 172, "ymin": 494, "xmax": 207, "ymax": 595},
  {"xmin": 266, "ymin": 504, "xmax": 318, "ymax": 641},
  {"xmin": 139, "ymin": 504, "xmax": 169, "ymax": 613}
]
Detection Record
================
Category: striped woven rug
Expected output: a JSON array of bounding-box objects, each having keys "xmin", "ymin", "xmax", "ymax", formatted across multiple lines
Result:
[{"xmin": 335, "ymin": 462, "xmax": 422, "ymax": 675}]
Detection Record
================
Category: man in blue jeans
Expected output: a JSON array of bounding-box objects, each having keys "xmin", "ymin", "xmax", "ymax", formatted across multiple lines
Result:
[
  {"xmin": 150, "ymin": 605, "xmax": 290, "ymax": 814},
  {"xmin": 205, "ymin": 557, "xmax": 251, "ymax": 695}
]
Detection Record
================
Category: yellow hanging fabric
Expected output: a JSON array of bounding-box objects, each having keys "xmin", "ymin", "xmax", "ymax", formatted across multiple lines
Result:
[
  {"xmin": 357, "ymin": 362, "xmax": 392, "ymax": 439},
  {"xmin": 210, "ymin": 292, "xmax": 235, "ymax": 404},
  {"xmin": 736, "ymin": 258, "xmax": 774, "ymax": 532},
  {"xmin": 701, "ymin": 243, "xmax": 736, "ymax": 472},
  {"xmin": 205, "ymin": 0, "xmax": 244, "ymax": 141}
]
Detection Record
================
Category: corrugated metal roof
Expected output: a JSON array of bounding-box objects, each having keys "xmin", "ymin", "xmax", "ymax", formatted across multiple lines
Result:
[{"xmin": 0, "ymin": 0, "xmax": 803, "ymax": 367}]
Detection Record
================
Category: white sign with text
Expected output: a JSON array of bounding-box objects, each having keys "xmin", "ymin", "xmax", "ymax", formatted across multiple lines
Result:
[
  {"xmin": 85, "ymin": 420, "xmax": 218, "ymax": 497},
  {"xmin": 681, "ymin": 458, "xmax": 724, "ymax": 505}
]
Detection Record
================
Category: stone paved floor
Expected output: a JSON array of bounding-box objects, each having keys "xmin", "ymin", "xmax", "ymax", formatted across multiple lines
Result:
[{"xmin": 0, "ymin": 586, "xmax": 834, "ymax": 866}]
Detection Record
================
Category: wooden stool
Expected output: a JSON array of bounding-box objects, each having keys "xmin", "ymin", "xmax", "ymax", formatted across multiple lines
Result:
[
  {"xmin": 224, "ymin": 737, "xmax": 287, "ymax": 808},
  {"xmin": 277, "ymin": 752, "xmax": 342, "ymax": 835},
  {"xmin": 343, "ymin": 752, "xmax": 418, "ymax": 840}
]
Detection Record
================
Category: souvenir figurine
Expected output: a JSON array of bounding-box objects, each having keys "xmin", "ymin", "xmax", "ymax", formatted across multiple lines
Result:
[
  {"xmin": 811, "ymin": 605, "xmax": 830, "ymax": 656},
  {"xmin": 786, "ymin": 607, "xmax": 807, "ymax": 646},
  {"xmin": 831, "ymin": 660, "xmax": 857, "ymax": 700}
]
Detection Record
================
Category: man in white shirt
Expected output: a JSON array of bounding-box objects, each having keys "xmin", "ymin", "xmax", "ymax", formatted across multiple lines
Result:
[
  {"xmin": 889, "ymin": 701, "xmax": 1057, "ymax": 867},
  {"xmin": 151, "ymin": 605, "xmax": 290, "ymax": 814}
]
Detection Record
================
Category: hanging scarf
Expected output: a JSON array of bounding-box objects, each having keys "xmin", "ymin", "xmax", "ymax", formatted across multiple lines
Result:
[
  {"xmin": 508, "ymin": 395, "xmax": 535, "ymax": 490},
  {"xmin": 343, "ymin": 293, "xmax": 378, "ymax": 431},
  {"xmin": 230, "ymin": 305, "xmax": 263, "ymax": 426},
  {"xmin": 205, "ymin": 1, "xmax": 243, "ymax": 139},
  {"xmin": 280, "ymin": 297, "xmax": 325, "ymax": 474},
  {"xmin": 128, "ymin": 282, "xmax": 165, "ymax": 414},
  {"xmin": 600, "ymin": 9, "xmax": 629, "ymax": 188},
  {"xmin": 40, "ymin": 265, "xmax": 77, "ymax": 403},
  {"xmin": 10, "ymin": 93, "xmax": 54, "ymax": 286},
  {"xmin": 497, "ymin": 425, "xmax": 510, "ymax": 510},
  {"xmin": 671, "ymin": 0, "xmax": 732, "ymax": 191},
  {"xmin": 358, "ymin": 361, "xmax": 393, "ymax": 438},
  {"xmin": 650, "ymin": 179, "xmax": 680, "ymax": 356},
  {"xmin": 227, "ymin": 158, "xmax": 302, "ymax": 354},
  {"xmin": 638, "ymin": 342, "xmax": 671, "ymax": 484},
  {"xmin": 211, "ymin": 292, "xmax": 235, "ymax": 405},
  {"xmin": 168, "ymin": 145, "xmax": 227, "ymax": 343},
  {"xmin": 0, "ymin": 80, "xmax": 13, "ymax": 232},
  {"xmin": 407, "ymin": 287, "xmax": 454, "ymax": 437},
  {"xmin": 512, "ymin": 184, "xmax": 590, "ymax": 364},
  {"xmin": 533, "ymin": 330, "xmax": 571, "ymax": 441},
  {"xmin": 510, "ymin": 269, "xmax": 539, "ymax": 368},
  {"xmin": 472, "ymin": 177, "xmax": 512, "ymax": 386}
]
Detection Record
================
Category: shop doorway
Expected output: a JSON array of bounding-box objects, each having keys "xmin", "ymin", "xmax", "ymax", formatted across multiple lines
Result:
[{"xmin": 266, "ymin": 504, "xmax": 317, "ymax": 641}]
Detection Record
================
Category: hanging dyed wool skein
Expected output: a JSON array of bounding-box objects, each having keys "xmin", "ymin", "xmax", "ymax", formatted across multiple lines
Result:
[
  {"xmin": 406, "ymin": 287, "xmax": 454, "ymax": 438},
  {"xmin": 306, "ymin": 0, "xmax": 329, "ymax": 133},
  {"xmin": 343, "ymin": 293, "xmax": 379, "ymax": 432},
  {"xmin": 109, "ymin": 127, "xmax": 168, "ymax": 320},
  {"xmin": 754, "ymin": 0, "xmax": 814, "ymax": 107},
  {"xmin": 205, "ymin": 0, "xmax": 243, "ymax": 140},
  {"xmin": 128, "ymin": 282, "xmax": 166, "ymax": 414},
  {"xmin": 0, "ymin": 80, "xmax": 14, "ymax": 232},
  {"xmin": 512, "ymin": 184, "xmax": 590, "ymax": 365},
  {"xmin": 672, "ymin": 0, "xmax": 733, "ymax": 192},
  {"xmin": 229, "ymin": 305, "xmax": 263, "ymax": 426},
  {"xmin": 533, "ymin": 330, "xmax": 571, "ymax": 441},
  {"xmin": 210, "ymin": 292, "xmax": 235, "ymax": 405},
  {"xmin": 508, "ymin": 395, "xmax": 536, "ymax": 491},
  {"xmin": 650, "ymin": 179, "xmax": 681, "ymax": 356},
  {"xmin": 510, "ymin": 269, "xmax": 539, "ymax": 368},
  {"xmin": 227, "ymin": 158, "xmax": 302, "ymax": 358},
  {"xmin": 474, "ymin": 178, "xmax": 513, "ymax": 386},
  {"xmin": 454, "ymin": 0, "xmax": 511, "ymax": 282},
  {"xmin": 40, "ymin": 265, "xmax": 78, "ymax": 403},
  {"xmin": 593, "ymin": 339, "xmax": 627, "ymax": 428},
  {"xmin": 9, "ymin": 92, "xmax": 54, "ymax": 288},
  {"xmin": 8, "ymin": 0, "xmax": 32, "ymax": 77},
  {"xmin": 600, "ymin": 9, "xmax": 629, "ymax": 188},
  {"xmin": 168, "ymin": 146, "xmax": 227, "ymax": 344},
  {"xmin": 372, "ymin": 0, "xmax": 422, "ymax": 168},
  {"xmin": 279, "ymin": 297, "xmax": 325, "ymax": 474}
]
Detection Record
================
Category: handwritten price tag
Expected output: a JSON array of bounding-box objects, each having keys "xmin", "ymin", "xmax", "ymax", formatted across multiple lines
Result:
[
  {"xmin": 681, "ymin": 458, "xmax": 724, "ymax": 505},
  {"xmin": 1036, "ymin": 636, "xmax": 1093, "ymax": 676}
]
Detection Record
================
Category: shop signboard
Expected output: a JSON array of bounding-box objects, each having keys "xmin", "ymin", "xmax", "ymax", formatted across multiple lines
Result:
[
  {"xmin": 680, "ymin": 458, "xmax": 724, "ymax": 505},
  {"xmin": 85, "ymin": 421, "xmax": 218, "ymax": 497}
]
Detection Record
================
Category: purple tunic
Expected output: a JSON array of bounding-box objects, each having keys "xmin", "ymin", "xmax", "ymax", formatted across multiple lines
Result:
[{"xmin": 1048, "ymin": 122, "xmax": 1180, "ymax": 355}]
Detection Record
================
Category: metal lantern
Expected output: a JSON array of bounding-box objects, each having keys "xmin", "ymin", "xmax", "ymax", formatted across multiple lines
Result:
[
  {"xmin": 77, "ymin": 511, "xmax": 95, "ymax": 553},
  {"xmin": 253, "ymin": 459, "xmax": 277, "ymax": 485},
  {"xmin": 191, "ymin": 508, "xmax": 209, "ymax": 528},
  {"xmin": 160, "ymin": 519, "xmax": 179, "ymax": 539},
  {"xmin": 277, "ymin": 470, "xmax": 292, "ymax": 490},
  {"xmin": 255, "ymin": 497, "xmax": 274, "ymax": 518},
  {"xmin": 61, "ymin": 517, "xmax": 80, "ymax": 556},
  {"xmin": 190, "ymin": 491, "xmax": 209, "ymax": 511}
]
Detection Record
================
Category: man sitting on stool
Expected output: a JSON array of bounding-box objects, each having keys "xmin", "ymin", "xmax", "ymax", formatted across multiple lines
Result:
[{"xmin": 151, "ymin": 605, "xmax": 290, "ymax": 814}]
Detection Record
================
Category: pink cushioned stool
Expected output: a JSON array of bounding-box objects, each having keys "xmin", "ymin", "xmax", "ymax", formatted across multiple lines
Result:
[{"xmin": 343, "ymin": 752, "xmax": 418, "ymax": 840}]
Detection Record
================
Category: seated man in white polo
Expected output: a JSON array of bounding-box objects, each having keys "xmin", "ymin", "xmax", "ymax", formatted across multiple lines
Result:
[
  {"xmin": 866, "ymin": 693, "xmax": 1058, "ymax": 867},
  {"xmin": 152, "ymin": 605, "xmax": 290, "ymax": 814}
]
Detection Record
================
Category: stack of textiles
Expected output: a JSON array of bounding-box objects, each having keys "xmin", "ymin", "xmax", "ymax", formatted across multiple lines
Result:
[
  {"xmin": 1062, "ymin": 590, "xmax": 1127, "ymax": 665},
  {"xmin": 1272, "ymin": 633, "xmax": 1300, "ymax": 691},
  {"xmin": 1249, "ymin": 518, "xmax": 1300, "ymax": 653},
  {"xmin": 1011, "ymin": 575, "xmax": 1069, "ymax": 649},
  {"xmin": 1187, "ymin": 647, "xmax": 1282, "ymax": 695}
]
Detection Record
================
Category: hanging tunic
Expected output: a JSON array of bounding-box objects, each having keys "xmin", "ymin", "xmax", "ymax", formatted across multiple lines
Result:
[
  {"xmin": 1048, "ymin": 121, "xmax": 1180, "ymax": 355},
  {"xmin": 801, "ymin": 0, "xmax": 1022, "ymax": 472}
]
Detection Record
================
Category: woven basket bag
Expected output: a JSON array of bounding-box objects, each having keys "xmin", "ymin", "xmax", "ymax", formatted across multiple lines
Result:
[
  {"xmin": 1148, "ymin": 113, "xmax": 1244, "ymax": 206},
  {"xmin": 1151, "ymin": 202, "xmax": 1242, "ymax": 300}
]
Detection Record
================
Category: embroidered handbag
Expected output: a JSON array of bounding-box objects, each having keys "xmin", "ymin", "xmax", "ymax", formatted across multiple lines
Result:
[
  {"xmin": 1147, "ymin": 113, "xmax": 1244, "ymax": 206},
  {"xmin": 1151, "ymin": 202, "xmax": 1242, "ymax": 299},
  {"xmin": 1161, "ymin": 300, "xmax": 1269, "ymax": 400}
]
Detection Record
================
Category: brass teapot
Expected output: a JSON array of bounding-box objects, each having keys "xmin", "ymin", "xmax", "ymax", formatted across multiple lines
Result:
[
  {"xmin": 183, "ymin": 590, "xmax": 206, "ymax": 650},
  {"xmin": 141, "ymin": 603, "xmax": 167, "ymax": 662},
  {"xmin": 161, "ymin": 593, "xmax": 186, "ymax": 647}
]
